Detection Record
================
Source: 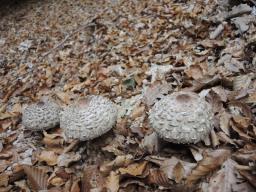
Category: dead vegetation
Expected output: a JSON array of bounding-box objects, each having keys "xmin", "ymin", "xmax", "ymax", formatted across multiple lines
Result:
[{"xmin": 0, "ymin": 0, "xmax": 256, "ymax": 191}]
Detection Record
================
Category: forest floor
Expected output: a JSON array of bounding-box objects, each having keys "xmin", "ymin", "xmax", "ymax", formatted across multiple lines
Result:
[{"xmin": 0, "ymin": 0, "xmax": 256, "ymax": 191}]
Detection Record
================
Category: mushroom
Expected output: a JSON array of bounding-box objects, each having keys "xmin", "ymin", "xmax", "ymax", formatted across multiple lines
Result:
[
  {"xmin": 60, "ymin": 95, "xmax": 118, "ymax": 141},
  {"xmin": 22, "ymin": 98, "xmax": 61, "ymax": 131},
  {"xmin": 149, "ymin": 91, "xmax": 214, "ymax": 144}
]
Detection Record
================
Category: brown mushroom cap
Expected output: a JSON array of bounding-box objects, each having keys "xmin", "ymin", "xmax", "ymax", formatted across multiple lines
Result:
[
  {"xmin": 149, "ymin": 91, "xmax": 214, "ymax": 144},
  {"xmin": 22, "ymin": 99, "xmax": 61, "ymax": 131},
  {"xmin": 60, "ymin": 95, "xmax": 118, "ymax": 141}
]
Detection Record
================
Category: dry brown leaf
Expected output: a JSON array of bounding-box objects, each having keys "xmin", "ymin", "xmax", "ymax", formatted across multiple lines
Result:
[
  {"xmin": 37, "ymin": 151, "xmax": 58, "ymax": 166},
  {"xmin": 57, "ymin": 153, "xmax": 81, "ymax": 167},
  {"xmin": 210, "ymin": 129, "xmax": 220, "ymax": 148},
  {"xmin": 219, "ymin": 111, "xmax": 231, "ymax": 136},
  {"xmin": 239, "ymin": 170, "xmax": 256, "ymax": 188},
  {"xmin": 217, "ymin": 131, "xmax": 237, "ymax": 147},
  {"xmin": 70, "ymin": 179, "xmax": 80, "ymax": 192},
  {"xmin": 14, "ymin": 180, "xmax": 30, "ymax": 191},
  {"xmin": 43, "ymin": 131, "xmax": 63, "ymax": 140},
  {"xmin": 130, "ymin": 105, "xmax": 145, "ymax": 120},
  {"xmin": 146, "ymin": 156, "xmax": 196, "ymax": 180},
  {"xmin": 173, "ymin": 162, "xmax": 185, "ymax": 184},
  {"xmin": 81, "ymin": 165, "xmax": 106, "ymax": 192},
  {"xmin": 245, "ymin": 92, "xmax": 256, "ymax": 103},
  {"xmin": 42, "ymin": 137, "xmax": 64, "ymax": 147},
  {"xmin": 228, "ymin": 102, "xmax": 252, "ymax": 121},
  {"xmin": 22, "ymin": 165, "xmax": 48, "ymax": 191},
  {"xmin": 0, "ymin": 121, "xmax": 12, "ymax": 130},
  {"xmin": 212, "ymin": 86, "xmax": 228, "ymax": 102},
  {"xmin": 230, "ymin": 120, "xmax": 253, "ymax": 141},
  {"xmin": 190, "ymin": 147, "xmax": 203, "ymax": 162},
  {"xmin": 206, "ymin": 159, "xmax": 254, "ymax": 192},
  {"xmin": 146, "ymin": 169, "xmax": 170, "ymax": 187},
  {"xmin": 140, "ymin": 132, "xmax": 160, "ymax": 154},
  {"xmin": 142, "ymin": 82, "xmax": 172, "ymax": 106},
  {"xmin": 0, "ymin": 173, "xmax": 9, "ymax": 187},
  {"xmin": 119, "ymin": 161, "xmax": 148, "ymax": 177},
  {"xmin": 232, "ymin": 116, "xmax": 251, "ymax": 129},
  {"xmin": 105, "ymin": 171, "xmax": 119, "ymax": 192},
  {"xmin": 11, "ymin": 103, "xmax": 22, "ymax": 114},
  {"xmin": 186, "ymin": 149, "xmax": 231, "ymax": 185},
  {"xmin": 49, "ymin": 177, "xmax": 65, "ymax": 187},
  {"xmin": 100, "ymin": 154, "xmax": 133, "ymax": 174},
  {"xmin": 0, "ymin": 112, "xmax": 16, "ymax": 120},
  {"xmin": 233, "ymin": 74, "xmax": 253, "ymax": 91},
  {"xmin": 185, "ymin": 65, "xmax": 204, "ymax": 80}
]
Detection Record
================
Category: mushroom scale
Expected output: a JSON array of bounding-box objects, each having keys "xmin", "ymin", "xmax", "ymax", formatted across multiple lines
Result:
[
  {"xmin": 60, "ymin": 95, "xmax": 118, "ymax": 141},
  {"xmin": 22, "ymin": 100, "xmax": 61, "ymax": 131},
  {"xmin": 149, "ymin": 91, "xmax": 214, "ymax": 144}
]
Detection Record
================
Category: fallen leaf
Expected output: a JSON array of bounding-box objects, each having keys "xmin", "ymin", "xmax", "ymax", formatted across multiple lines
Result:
[
  {"xmin": 81, "ymin": 165, "xmax": 106, "ymax": 192},
  {"xmin": 186, "ymin": 149, "xmax": 231, "ymax": 185},
  {"xmin": 217, "ymin": 131, "xmax": 238, "ymax": 147},
  {"xmin": 130, "ymin": 105, "xmax": 145, "ymax": 120},
  {"xmin": 37, "ymin": 151, "xmax": 58, "ymax": 166},
  {"xmin": 206, "ymin": 159, "xmax": 254, "ymax": 192},
  {"xmin": 70, "ymin": 179, "xmax": 80, "ymax": 192},
  {"xmin": 219, "ymin": 111, "xmax": 231, "ymax": 136},
  {"xmin": 22, "ymin": 165, "xmax": 48, "ymax": 191},
  {"xmin": 119, "ymin": 161, "xmax": 148, "ymax": 177},
  {"xmin": 211, "ymin": 129, "xmax": 220, "ymax": 148},
  {"xmin": 49, "ymin": 177, "xmax": 65, "ymax": 187},
  {"xmin": 173, "ymin": 162, "xmax": 185, "ymax": 183},
  {"xmin": 185, "ymin": 65, "xmax": 204, "ymax": 80},
  {"xmin": 190, "ymin": 147, "xmax": 203, "ymax": 162},
  {"xmin": 230, "ymin": 120, "xmax": 253, "ymax": 141},
  {"xmin": 146, "ymin": 169, "xmax": 170, "ymax": 187},
  {"xmin": 239, "ymin": 170, "xmax": 256, "ymax": 188},
  {"xmin": 140, "ymin": 132, "xmax": 160, "ymax": 154},
  {"xmin": 142, "ymin": 82, "xmax": 172, "ymax": 106},
  {"xmin": 145, "ymin": 156, "xmax": 196, "ymax": 180},
  {"xmin": 105, "ymin": 171, "xmax": 119, "ymax": 192},
  {"xmin": 100, "ymin": 154, "xmax": 133, "ymax": 174},
  {"xmin": 57, "ymin": 153, "xmax": 81, "ymax": 167},
  {"xmin": 0, "ymin": 173, "xmax": 8, "ymax": 187},
  {"xmin": 232, "ymin": 116, "xmax": 251, "ymax": 129}
]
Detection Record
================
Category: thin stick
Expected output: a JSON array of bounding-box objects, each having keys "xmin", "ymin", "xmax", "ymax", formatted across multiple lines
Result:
[
  {"xmin": 41, "ymin": 23, "xmax": 96, "ymax": 58},
  {"xmin": 41, "ymin": 8, "xmax": 107, "ymax": 58}
]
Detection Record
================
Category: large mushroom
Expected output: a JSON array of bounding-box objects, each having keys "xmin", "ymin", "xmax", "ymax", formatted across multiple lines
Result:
[
  {"xmin": 60, "ymin": 95, "xmax": 118, "ymax": 141},
  {"xmin": 149, "ymin": 91, "xmax": 214, "ymax": 144},
  {"xmin": 22, "ymin": 98, "xmax": 61, "ymax": 131}
]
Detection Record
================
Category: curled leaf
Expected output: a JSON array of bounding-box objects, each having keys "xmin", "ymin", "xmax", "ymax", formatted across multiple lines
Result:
[{"xmin": 186, "ymin": 149, "xmax": 231, "ymax": 185}]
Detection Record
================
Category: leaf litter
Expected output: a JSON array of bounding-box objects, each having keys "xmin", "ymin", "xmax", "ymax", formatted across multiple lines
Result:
[{"xmin": 0, "ymin": 0, "xmax": 256, "ymax": 191}]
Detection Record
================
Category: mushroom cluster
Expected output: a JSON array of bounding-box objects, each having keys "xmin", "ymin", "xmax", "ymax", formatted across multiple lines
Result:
[
  {"xmin": 149, "ymin": 91, "xmax": 214, "ymax": 144},
  {"xmin": 22, "ymin": 99, "xmax": 61, "ymax": 131},
  {"xmin": 60, "ymin": 95, "xmax": 118, "ymax": 141}
]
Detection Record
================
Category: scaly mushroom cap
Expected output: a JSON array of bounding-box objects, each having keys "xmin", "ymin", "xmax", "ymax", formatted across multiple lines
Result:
[
  {"xmin": 149, "ymin": 91, "xmax": 214, "ymax": 144},
  {"xmin": 60, "ymin": 95, "xmax": 118, "ymax": 141},
  {"xmin": 22, "ymin": 99, "xmax": 61, "ymax": 131}
]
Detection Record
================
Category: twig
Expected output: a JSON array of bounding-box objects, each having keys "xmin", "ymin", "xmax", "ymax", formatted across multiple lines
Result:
[
  {"xmin": 41, "ymin": 8, "xmax": 107, "ymax": 58},
  {"xmin": 41, "ymin": 23, "xmax": 96, "ymax": 58}
]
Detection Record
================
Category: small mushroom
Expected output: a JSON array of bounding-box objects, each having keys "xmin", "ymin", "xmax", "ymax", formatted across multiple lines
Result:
[
  {"xmin": 149, "ymin": 91, "xmax": 214, "ymax": 144},
  {"xmin": 22, "ymin": 99, "xmax": 61, "ymax": 131},
  {"xmin": 60, "ymin": 95, "xmax": 118, "ymax": 141}
]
